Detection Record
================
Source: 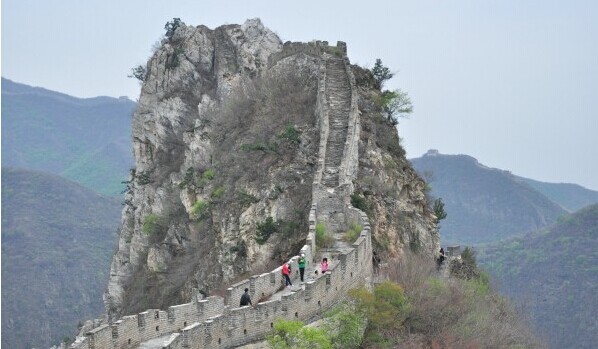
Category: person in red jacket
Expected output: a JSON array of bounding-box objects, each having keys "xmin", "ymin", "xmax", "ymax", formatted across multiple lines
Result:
[{"xmin": 282, "ymin": 261, "xmax": 292, "ymax": 287}]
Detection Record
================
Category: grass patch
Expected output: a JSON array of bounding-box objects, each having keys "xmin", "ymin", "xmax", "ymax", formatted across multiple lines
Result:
[
  {"xmin": 211, "ymin": 186, "xmax": 225, "ymax": 199},
  {"xmin": 277, "ymin": 124, "xmax": 301, "ymax": 144},
  {"xmin": 191, "ymin": 200, "xmax": 209, "ymax": 218},
  {"xmin": 316, "ymin": 222, "xmax": 335, "ymax": 249},
  {"xmin": 343, "ymin": 223, "xmax": 362, "ymax": 242},
  {"xmin": 142, "ymin": 213, "xmax": 161, "ymax": 235}
]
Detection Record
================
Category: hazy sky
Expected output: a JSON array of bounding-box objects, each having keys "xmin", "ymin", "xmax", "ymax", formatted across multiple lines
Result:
[{"xmin": 3, "ymin": 0, "xmax": 597, "ymax": 190}]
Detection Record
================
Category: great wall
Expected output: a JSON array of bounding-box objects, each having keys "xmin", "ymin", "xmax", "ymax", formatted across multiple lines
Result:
[{"xmin": 70, "ymin": 41, "xmax": 375, "ymax": 349}]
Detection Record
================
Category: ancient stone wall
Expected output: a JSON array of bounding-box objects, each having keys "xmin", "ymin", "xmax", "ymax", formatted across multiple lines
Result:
[
  {"xmin": 69, "ymin": 206, "xmax": 370, "ymax": 349},
  {"xmin": 267, "ymin": 40, "xmax": 346, "ymax": 68}
]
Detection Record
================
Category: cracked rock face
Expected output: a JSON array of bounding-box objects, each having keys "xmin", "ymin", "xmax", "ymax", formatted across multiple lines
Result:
[{"xmin": 105, "ymin": 18, "xmax": 438, "ymax": 320}]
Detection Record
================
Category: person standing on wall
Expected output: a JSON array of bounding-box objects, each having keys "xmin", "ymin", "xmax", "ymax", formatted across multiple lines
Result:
[
  {"xmin": 321, "ymin": 257, "xmax": 328, "ymax": 273},
  {"xmin": 372, "ymin": 251, "xmax": 381, "ymax": 275},
  {"xmin": 282, "ymin": 260, "xmax": 293, "ymax": 287},
  {"xmin": 437, "ymin": 247, "xmax": 446, "ymax": 271},
  {"xmin": 240, "ymin": 288, "xmax": 252, "ymax": 307},
  {"xmin": 298, "ymin": 253, "xmax": 307, "ymax": 282}
]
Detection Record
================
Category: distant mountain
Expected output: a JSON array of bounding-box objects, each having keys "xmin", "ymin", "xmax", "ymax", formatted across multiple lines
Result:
[
  {"xmin": 514, "ymin": 176, "xmax": 598, "ymax": 212},
  {"xmin": 478, "ymin": 204, "xmax": 598, "ymax": 349},
  {"xmin": 1, "ymin": 78, "xmax": 135, "ymax": 195},
  {"xmin": 1, "ymin": 168, "xmax": 121, "ymax": 349},
  {"xmin": 410, "ymin": 150, "xmax": 567, "ymax": 245}
]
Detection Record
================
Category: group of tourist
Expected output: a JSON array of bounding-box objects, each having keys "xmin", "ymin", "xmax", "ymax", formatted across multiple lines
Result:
[
  {"xmin": 281, "ymin": 254, "xmax": 328, "ymax": 287},
  {"xmin": 240, "ymin": 255, "xmax": 330, "ymax": 307}
]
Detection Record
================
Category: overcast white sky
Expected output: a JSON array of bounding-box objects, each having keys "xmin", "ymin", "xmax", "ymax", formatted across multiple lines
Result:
[{"xmin": 2, "ymin": 0, "xmax": 597, "ymax": 190}]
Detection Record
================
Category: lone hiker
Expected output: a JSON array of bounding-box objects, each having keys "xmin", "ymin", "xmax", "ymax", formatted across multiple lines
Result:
[
  {"xmin": 372, "ymin": 251, "xmax": 381, "ymax": 275},
  {"xmin": 437, "ymin": 247, "xmax": 446, "ymax": 271},
  {"xmin": 240, "ymin": 288, "xmax": 252, "ymax": 307},
  {"xmin": 282, "ymin": 260, "xmax": 292, "ymax": 287},
  {"xmin": 298, "ymin": 253, "xmax": 307, "ymax": 282}
]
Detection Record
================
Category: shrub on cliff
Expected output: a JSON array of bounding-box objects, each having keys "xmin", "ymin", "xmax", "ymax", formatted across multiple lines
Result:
[
  {"xmin": 359, "ymin": 254, "xmax": 541, "ymax": 348},
  {"xmin": 268, "ymin": 320, "xmax": 331, "ymax": 349},
  {"xmin": 164, "ymin": 18, "xmax": 183, "ymax": 40}
]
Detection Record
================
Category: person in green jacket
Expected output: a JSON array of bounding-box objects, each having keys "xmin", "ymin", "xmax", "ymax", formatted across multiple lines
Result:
[{"xmin": 298, "ymin": 253, "xmax": 307, "ymax": 282}]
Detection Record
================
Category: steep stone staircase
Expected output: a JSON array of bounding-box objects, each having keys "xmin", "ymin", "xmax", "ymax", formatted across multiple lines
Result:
[{"xmin": 321, "ymin": 57, "xmax": 352, "ymax": 188}]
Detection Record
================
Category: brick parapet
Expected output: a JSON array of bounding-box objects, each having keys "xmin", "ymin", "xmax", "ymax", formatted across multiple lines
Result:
[
  {"xmin": 268, "ymin": 40, "xmax": 345, "ymax": 68},
  {"xmin": 71, "ymin": 204, "xmax": 371, "ymax": 349}
]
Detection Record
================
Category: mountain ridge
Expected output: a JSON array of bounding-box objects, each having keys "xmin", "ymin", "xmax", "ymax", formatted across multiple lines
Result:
[
  {"xmin": 1, "ymin": 77, "xmax": 136, "ymax": 195},
  {"xmin": 410, "ymin": 150, "xmax": 568, "ymax": 245},
  {"xmin": 478, "ymin": 203, "xmax": 598, "ymax": 349}
]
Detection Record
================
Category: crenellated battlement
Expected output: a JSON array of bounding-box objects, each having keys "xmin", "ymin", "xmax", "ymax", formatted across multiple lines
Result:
[
  {"xmin": 70, "ymin": 205, "xmax": 371, "ymax": 349},
  {"xmin": 268, "ymin": 40, "xmax": 347, "ymax": 68}
]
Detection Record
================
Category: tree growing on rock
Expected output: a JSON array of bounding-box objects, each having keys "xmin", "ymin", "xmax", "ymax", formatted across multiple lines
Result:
[
  {"xmin": 371, "ymin": 58, "xmax": 394, "ymax": 89},
  {"xmin": 370, "ymin": 59, "xmax": 413, "ymax": 125},
  {"xmin": 379, "ymin": 89, "xmax": 413, "ymax": 125},
  {"xmin": 164, "ymin": 18, "xmax": 183, "ymax": 40}
]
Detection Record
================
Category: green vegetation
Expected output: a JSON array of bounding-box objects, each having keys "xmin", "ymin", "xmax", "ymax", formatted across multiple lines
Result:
[
  {"xmin": 350, "ymin": 193, "xmax": 368, "ymax": 211},
  {"xmin": 343, "ymin": 223, "xmax": 362, "ymax": 242},
  {"xmin": 374, "ymin": 89, "xmax": 413, "ymax": 126},
  {"xmin": 166, "ymin": 47, "xmax": 185, "ymax": 69},
  {"xmin": 142, "ymin": 213, "xmax": 162, "ymax": 235},
  {"xmin": 267, "ymin": 320, "xmax": 331, "ymax": 349},
  {"xmin": 196, "ymin": 168, "xmax": 215, "ymax": 187},
  {"xmin": 211, "ymin": 185, "xmax": 225, "ymax": 199},
  {"xmin": 432, "ymin": 197, "xmax": 447, "ymax": 224},
  {"xmin": 1, "ymin": 168, "xmax": 121, "ymax": 349},
  {"xmin": 191, "ymin": 200, "xmax": 209, "ymax": 218},
  {"xmin": 255, "ymin": 217, "xmax": 300, "ymax": 245},
  {"xmin": 202, "ymin": 168, "xmax": 215, "ymax": 180},
  {"xmin": 135, "ymin": 170, "xmax": 152, "ymax": 185},
  {"xmin": 256, "ymin": 217, "xmax": 277, "ymax": 244},
  {"xmin": 371, "ymin": 59, "xmax": 393, "ymax": 89},
  {"xmin": 330, "ymin": 46, "xmax": 343, "ymax": 57},
  {"xmin": 478, "ymin": 204, "xmax": 598, "ymax": 348},
  {"xmin": 164, "ymin": 18, "xmax": 183, "ymax": 40},
  {"xmin": 316, "ymin": 222, "xmax": 335, "ymax": 248},
  {"xmin": 323, "ymin": 303, "xmax": 366, "ymax": 348},
  {"xmin": 237, "ymin": 190, "xmax": 260, "ymax": 205},
  {"xmin": 178, "ymin": 167, "xmax": 195, "ymax": 189},
  {"xmin": 273, "ymin": 253, "xmax": 537, "ymax": 348},
  {"xmin": 278, "ymin": 124, "xmax": 301, "ymax": 144},
  {"xmin": 370, "ymin": 59, "xmax": 413, "ymax": 125},
  {"xmin": 128, "ymin": 65, "xmax": 146, "ymax": 81}
]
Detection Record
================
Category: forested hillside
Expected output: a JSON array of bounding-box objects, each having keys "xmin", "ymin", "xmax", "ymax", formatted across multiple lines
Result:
[
  {"xmin": 515, "ymin": 176, "xmax": 598, "ymax": 212},
  {"xmin": 1, "ymin": 168, "xmax": 122, "ymax": 349},
  {"xmin": 410, "ymin": 150, "xmax": 566, "ymax": 245},
  {"xmin": 478, "ymin": 204, "xmax": 598, "ymax": 349}
]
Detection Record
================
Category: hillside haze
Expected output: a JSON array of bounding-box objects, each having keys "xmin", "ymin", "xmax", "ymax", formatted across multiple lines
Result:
[
  {"xmin": 1, "ymin": 168, "xmax": 122, "ymax": 349},
  {"xmin": 478, "ymin": 204, "xmax": 598, "ymax": 349},
  {"xmin": 410, "ymin": 150, "xmax": 569, "ymax": 245},
  {"xmin": 514, "ymin": 176, "xmax": 598, "ymax": 212},
  {"xmin": 1, "ymin": 78, "xmax": 135, "ymax": 195}
]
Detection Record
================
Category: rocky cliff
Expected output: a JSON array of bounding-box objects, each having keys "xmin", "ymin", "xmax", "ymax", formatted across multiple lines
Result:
[{"xmin": 105, "ymin": 18, "xmax": 438, "ymax": 320}]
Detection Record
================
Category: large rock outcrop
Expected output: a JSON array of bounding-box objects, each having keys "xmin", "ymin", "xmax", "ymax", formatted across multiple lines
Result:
[{"xmin": 105, "ymin": 18, "xmax": 438, "ymax": 320}]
